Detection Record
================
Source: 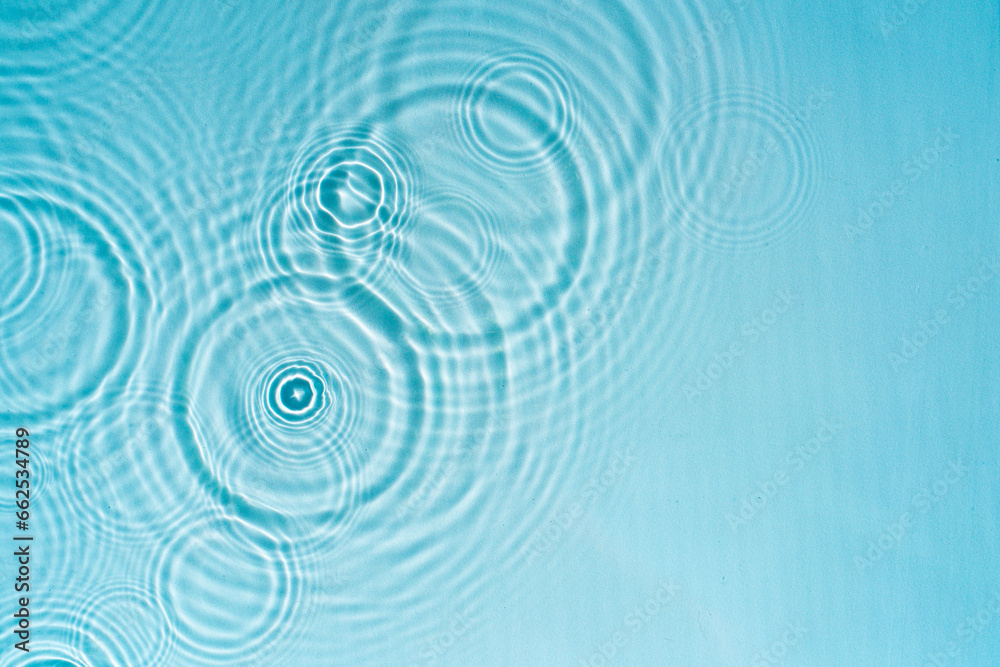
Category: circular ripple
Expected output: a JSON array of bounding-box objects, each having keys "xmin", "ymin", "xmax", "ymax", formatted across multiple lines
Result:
[
  {"xmin": 264, "ymin": 126, "xmax": 420, "ymax": 280},
  {"xmin": 658, "ymin": 89, "xmax": 820, "ymax": 251},
  {"xmin": 0, "ymin": 172, "xmax": 148, "ymax": 420},
  {"xmin": 258, "ymin": 359, "xmax": 331, "ymax": 427},
  {"xmin": 174, "ymin": 277, "xmax": 431, "ymax": 549},
  {"xmin": 152, "ymin": 515, "xmax": 300, "ymax": 664},
  {"xmin": 0, "ymin": 634, "xmax": 87, "ymax": 667},
  {"xmin": 0, "ymin": 509, "xmax": 128, "ymax": 667},
  {"xmin": 69, "ymin": 582, "xmax": 174, "ymax": 666},
  {"xmin": 456, "ymin": 50, "xmax": 577, "ymax": 173},
  {"xmin": 385, "ymin": 186, "xmax": 506, "ymax": 305},
  {"xmin": 0, "ymin": 194, "xmax": 43, "ymax": 321},
  {"xmin": 185, "ymin": 3, "xmax": 711, "ymax": 662},
  {"xmin": 58, "ymin": 386, "xmax": 203, "ymax": 545}
]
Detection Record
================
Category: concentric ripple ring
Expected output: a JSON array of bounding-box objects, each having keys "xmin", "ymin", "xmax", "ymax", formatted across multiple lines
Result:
[
  {"xmin": 456, "ymin": 50, "xmax": 577, "ymax": 173},
  {"xmin": 658, "ymin": 88, "xmax": 821, "ymax": 251},
  {"xmin": 151, "ymin": 515, "xmax": 300, "ymax": 664},
  {"xmin": 69, "ymin": 582, "xmax": 175, "ymax": 666},
  {"xmin": 173, "ymin": 276, "xmax": 427, "ymax": 550},
  {"xmin": 0, "ymin": 171, "xmax": 148, "ymax": 420},
  {"xmin": 264, "ymin": 126, "xmax": 421, "ymax": 280}
]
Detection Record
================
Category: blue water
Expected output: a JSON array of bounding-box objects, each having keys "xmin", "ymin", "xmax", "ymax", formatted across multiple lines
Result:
[{"xmin": 0, "ymin": 1, "xmax": 997, "ymax": 665}]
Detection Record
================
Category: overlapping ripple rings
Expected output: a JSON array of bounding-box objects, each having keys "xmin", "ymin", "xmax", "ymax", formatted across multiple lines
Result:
[
  {"xmin": 58, "ymin": 386, "xmax": 202, "ymax": 546},
  {"xmin": 0, "ymin": 625, "xmax": 88, "ymax": 667},
  {"xmin": 1, "ymin": 485, "xmax": 132, "ymax": 667},
  {"xmin": 0, "ymin": 0, "xmax": 801, "ymax": 662},
  {"xmin": 261, "ymin": 126, "xmax": 420, "ymax": 282},
  {"xmin": 173, "ymin": 276, "xmax": 427, "ymax": 549},
  {"xmin": 223, "ymin": 4, "xmax": 705, "ymax": 657},
  {"xmin": 68, "ymin": 582, "xmax": 175, "ymax": 666},
  {"xmin": 359, "ymin": 26, "xmax": 695, "ymax": 413},
  {"xmin": 150, "ymin": 513, "xmax": 301, "ymax": 665}
]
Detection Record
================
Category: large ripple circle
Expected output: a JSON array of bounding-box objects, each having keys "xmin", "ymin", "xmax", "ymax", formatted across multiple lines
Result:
[
  {"xmin": 0, "ymin": 173, "xmax": 146, "ymax": 419},
  {"xmin": 658, "ymin": 89, "xmax": 820, "ymax": 251},
  {"xmin": 174, "ymin": 277, "xmax": 425, "ymax": 549}
]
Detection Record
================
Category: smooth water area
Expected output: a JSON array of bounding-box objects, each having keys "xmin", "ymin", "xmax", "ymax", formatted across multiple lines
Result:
[{"xmin": 0, "ymin": 1, "xmax": 997, "ymax": 665}]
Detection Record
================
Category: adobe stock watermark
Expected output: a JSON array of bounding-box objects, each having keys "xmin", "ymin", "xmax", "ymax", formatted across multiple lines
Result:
[
  {"xmin": 854, "ymin": 456, "xmax": 968, "ymax": 573},
  {"xmin": 16, "ymin": 0, "xmax": 57, "ymax": 39},
  {"xmin": 252, "ymin": 110, "xmax": 290, "ymax": 152},
  {"xmin": 522, "ymin": 448, "xmax": 636, "ymax": 566},
  {"xmin": 329, "ymin": 566, "xmax": 350, "ymax": 588},
  {"xmin": 571, "ymin": 298, "xmax": 620, "ymax": 349},
  {"xmin": 923, "ymin": 590, "xmax": 1000, "ymax": 666},
  {"xmin": 345, "ymin": 4, "xmax": 402, "ymax": 58},
  {"xmin": 672, "ymin": 0, "xmax": 751, "ymax": 67},
  {"xmin": 395, "ymin": 461, "xmax": 457, "ymax": 522},
  {"xmin": 845, "ymin": 127, "xmax": 958, "ymax": 241},
  {"xmin": 396, "ymin": 426, "xmax": 491, "ymax": 522},
  {"xmin": 522, "ymin": 186, "xmax": 562, "ymax": 227},
  {"xmin": 573, "ymin": 240, "xmax": 689, "ymax": 348},
  {"xmin": 879, "ymin": 0, "xmax": 935, "ymax": 38},
  {"xmin": 579, "ymin": 579, "xmax": 680, "ymax": 667},
  {"xmin": 565, "ymin": 244, "xmax": 677, "ymax": 349},
  {"xmin": 415, "ymin": 124, "xmax": 451, "ymax": 157},
  {"xmin": 410, "ymin": 605, "xmax": 478, "ymax": 666},
  {"xmin": 543, "ymin": 0, "xmax": 583, "ymax": 28},
  {"xmin": 726, "ymin": 417, "xmax": 843, "ymax": 531},
  {"xmin": 750, "ymin": 620, "xmax": 808, "ymax": 667},
  {"xmin": 683, "ymin": 288, "xmax": 798, "ymax": 403},
  {"xmin": 889, "ymin": 257, "xmax": 999, "ymax": 371}
]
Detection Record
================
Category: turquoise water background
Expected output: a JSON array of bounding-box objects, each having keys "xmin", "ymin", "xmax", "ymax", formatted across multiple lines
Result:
[{"xmin": 0, "ymin": 1, "xmax": 998, "ymax": 665}]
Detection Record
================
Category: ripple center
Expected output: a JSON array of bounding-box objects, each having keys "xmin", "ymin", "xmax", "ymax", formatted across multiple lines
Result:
[{"xmin": 264, "ymin": 362, "xmax": 329, "ymax": 425}]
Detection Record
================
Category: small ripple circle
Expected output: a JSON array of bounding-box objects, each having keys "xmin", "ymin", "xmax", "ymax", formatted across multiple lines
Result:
[
  {"xmin": 259, "ymin": 360, "xmax": 330, "ymax": 427},
  {"xmin": 268, "ymin": 126, "xmax": 420, "ymax": 278},
  {"xmin": 658, "ymin": 89, "xmax": 820, "ymax": 251},
  {"xmin": 69, "ymin": 582, "xmax": 175, "ymax": 666},
  {"xmin": 151, "ymin": 515, "xmax": 300, "ymax": 664},
  {"xmin": 457, "ymin": 51, "xmax": 577, "ymax": 173}
]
